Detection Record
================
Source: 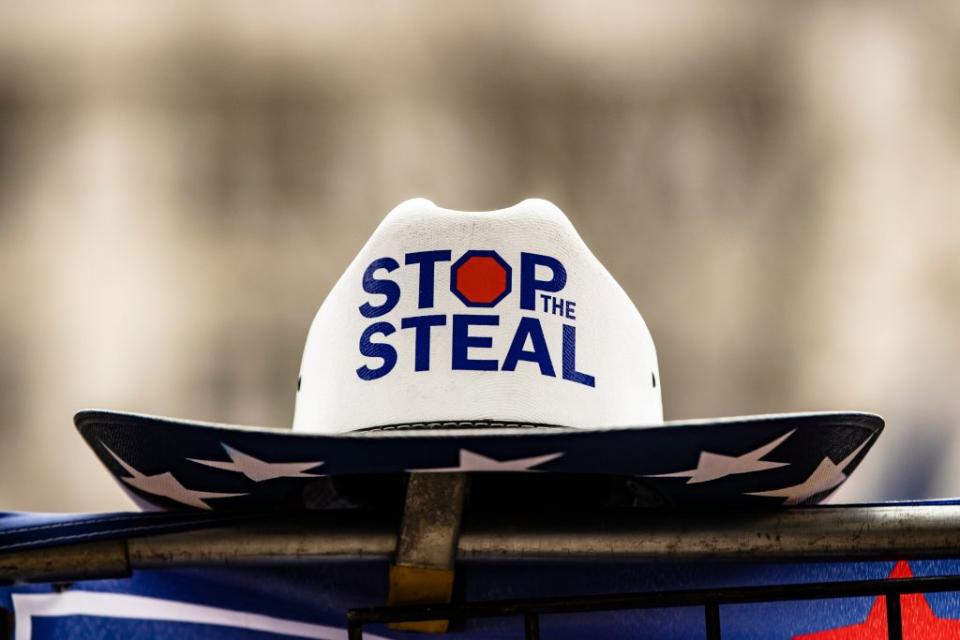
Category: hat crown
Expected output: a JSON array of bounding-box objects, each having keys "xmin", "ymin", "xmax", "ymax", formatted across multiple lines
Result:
[{"xmin": 293, "ymin": 199, "xmax": 662, "ymax": 432}]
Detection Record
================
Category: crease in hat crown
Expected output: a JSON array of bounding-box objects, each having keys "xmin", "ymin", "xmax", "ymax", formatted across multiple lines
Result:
[{"xmin": 293, "ymin": 198, "xmax": 662, "ymax": 434}]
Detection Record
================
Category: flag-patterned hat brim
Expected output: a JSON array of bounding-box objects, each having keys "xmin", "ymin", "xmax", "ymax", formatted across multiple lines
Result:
[{"xmin": 75, "ymin": 410, "xmax": 883, "ymax": 512}]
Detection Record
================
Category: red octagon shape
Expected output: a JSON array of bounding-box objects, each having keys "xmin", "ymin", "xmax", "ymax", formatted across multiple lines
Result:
[{"xmin": 450, "ymin": 251, "xmax": 512, "ymax": 307}]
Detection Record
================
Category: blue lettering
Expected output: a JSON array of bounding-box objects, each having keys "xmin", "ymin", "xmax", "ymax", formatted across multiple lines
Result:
[
  {"xmin": 539, "ymin": 294, "xmax": 576, "ymax": 319},
  {"xmin": 452, "ymin": 314, "xmax": 499, "ymax": 371},
  {"xmin": 401, "ymin": 314, "xmax": 446, "ymax": 372},
  {"xmin": 359, "ymin": 257, "xmax": 400, "ymax": 318},
  {"xmin": 521, "ymin": 253, "xmax": 567, "ymax": 311},
  {"xmin": 357, "ymin": 322, "xmax": 397, "ymax": 380},
  {"xmin": 405, "ymin": 250, "xmax": 452, "ymax": 309},
  {"xmin": 562, "ymin": 324, "xmax": 595, "ymax": 387},
  {"xmin": 502, "ymin": 317, "xmax": 555, "ymax": 377},
  {"xmin": 552, "ymin": 296, "xmax": 566, "ymax": 316}
]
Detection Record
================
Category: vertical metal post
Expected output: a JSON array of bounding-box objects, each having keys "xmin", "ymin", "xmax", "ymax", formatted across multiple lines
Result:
[
  {"xmin": 524, "ymin": 612, "xmax": 540, "ymax": 640},
  {"xmin": 705, "ymin": 602, "xmax": 722, "ymax": 640},
  {"xmin": 886, "ymin": 592, "xmax": 902, "ymax": 640},
  {"xmin": 387, "ymin": 473, "xmax": 469, "ymax": 633},
  {"xmin": 346, "ymin": 620, "xmax": 363, "ymax": 640},
  {"xmin": 0, "ymin": 606, "xmax": 12, "ymax": 640}
]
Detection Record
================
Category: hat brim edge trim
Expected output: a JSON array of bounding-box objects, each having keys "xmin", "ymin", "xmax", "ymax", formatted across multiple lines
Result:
[{"xmin": 74, "ymin": 408, "xmax": 884, "ymax": 440}]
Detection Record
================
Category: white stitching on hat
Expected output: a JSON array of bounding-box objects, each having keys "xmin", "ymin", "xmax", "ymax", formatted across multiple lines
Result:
[{"xmin": 356, "ymin": 420, "xmax": 559, "ymax": 432}]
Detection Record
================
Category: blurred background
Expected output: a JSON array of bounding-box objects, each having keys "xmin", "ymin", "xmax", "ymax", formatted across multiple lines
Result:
[{"xmin": 1, "ymin": 1, "xmax": 959, "ymax": 511}]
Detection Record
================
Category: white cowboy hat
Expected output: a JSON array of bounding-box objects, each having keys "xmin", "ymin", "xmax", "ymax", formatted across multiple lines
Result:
[{"xmin": 77, "ymin": 199, "xmax": 882, "ymax": 510}]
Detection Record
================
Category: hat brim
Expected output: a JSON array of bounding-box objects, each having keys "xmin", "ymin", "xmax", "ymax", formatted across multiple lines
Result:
[{"xmin": 75, "ymin": 410, "xmax": 882, "ymax": 511}]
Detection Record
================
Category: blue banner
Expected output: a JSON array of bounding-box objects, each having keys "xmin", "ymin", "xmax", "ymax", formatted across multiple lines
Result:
[{"xmin": 6, "ymin": 558, "xmax": 960, "ymax": 638}]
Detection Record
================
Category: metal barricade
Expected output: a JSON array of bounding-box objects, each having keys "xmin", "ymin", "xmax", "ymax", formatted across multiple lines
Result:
[{"xmin": 4, "ymin": 505, "xmax": 960, "ymax": 639}]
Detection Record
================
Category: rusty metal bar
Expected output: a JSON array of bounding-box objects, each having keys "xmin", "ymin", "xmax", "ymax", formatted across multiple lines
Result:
[
  {"xmin": 387, "ymin": 473, "xmax": 469, "ymax": 632},
  {"xmin": 4, "ymin": 506, "xmax": 960, "ymax": 583}
]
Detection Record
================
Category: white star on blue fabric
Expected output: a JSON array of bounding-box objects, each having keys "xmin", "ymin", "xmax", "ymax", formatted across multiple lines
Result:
[
  {"xmin": 103, "ymin": 444, "xmax": 246, "ymax": 510},
  {"xmin": 645, "ymin": 430, "xmax": 795, "ymax": 484},
  {"xmin": 410, "ymin": 449, "xmax": 564, "ymax": 472},
  {"xmin": 189, "ymin": 444, "xmax": 325, "ymax": 482},
  {"xmin": 745, "ymin": 437, "xmax": 873, "ymax": 505}
]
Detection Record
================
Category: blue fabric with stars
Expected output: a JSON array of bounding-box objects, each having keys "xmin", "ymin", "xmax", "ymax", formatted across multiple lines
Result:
[
  {"xmin": 4, "ymin": 533, "xmax": 960, "ymax": 638},
  {"xmin": 74, "ymin": 411, "xmax": 883, "ymax": 510}
]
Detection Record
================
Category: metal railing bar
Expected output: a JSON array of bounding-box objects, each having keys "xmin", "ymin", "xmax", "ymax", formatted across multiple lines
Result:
[
  {"xmin": 346, "ymin": 619, "xmax": 363, "ymax": 640},
  {"xmin": 885, "ymin": 591, "xmax": 902, "ymax": 640},
  {"xmin": 705, "ymin": 601, "xmax": 721, "ymax": 640},
  {"xmin": 347, "ymin": 574, "xmax": 960, "ymax": 625},
  {"xmin": 524, "ymin": 612, "xmax": 540, "ymax": 640},
  {"xmin": 9, "ymin": 505, "xmax": 960, "ymax": 583}
]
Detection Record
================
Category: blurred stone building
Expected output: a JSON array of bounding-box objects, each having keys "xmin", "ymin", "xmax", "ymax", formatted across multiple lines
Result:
[{"xmin": 0, "ymin": 2, "xmax": 959, "ymax": 510}]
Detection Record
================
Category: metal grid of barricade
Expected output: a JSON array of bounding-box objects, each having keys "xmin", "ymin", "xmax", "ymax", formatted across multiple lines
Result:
[{"xmin": 347, "ymin": 573, "xmax": 960, "ymax": 639}]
